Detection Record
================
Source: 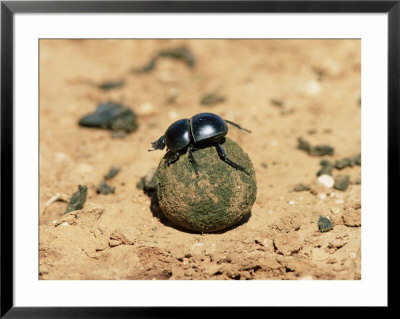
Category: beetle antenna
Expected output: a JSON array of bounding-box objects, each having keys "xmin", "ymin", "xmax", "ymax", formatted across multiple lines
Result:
[{"xmin": 224, "ymin": 119, "xmax": 251, "ymax": 133}]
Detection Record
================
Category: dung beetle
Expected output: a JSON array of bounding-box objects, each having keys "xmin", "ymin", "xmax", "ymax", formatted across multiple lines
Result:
[{"xmin": 149, "ymin": 112, "xmax": 251, "ymax": 176}]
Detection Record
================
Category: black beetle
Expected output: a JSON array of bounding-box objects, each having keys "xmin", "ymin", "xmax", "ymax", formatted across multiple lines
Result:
[{"xmin": 149, "ymin": 112, "xmax": 251, "ymax": 175}]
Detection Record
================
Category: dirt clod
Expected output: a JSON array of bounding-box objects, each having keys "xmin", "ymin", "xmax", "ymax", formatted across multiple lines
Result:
[
  {"xmin": 79, "ymin": 102, "xmax": 138, "ymax": 133},
  {"xmin": 297, "ymin": 137, "xmax": 334, "ymax": 156},
  {"xmin": 318, "ymin": 216, "xmax": 333, "ymax": 233},
  {"xmin": 334, "ymin": 175, "xmax": 350, "ymax": 191},
  {"xmin": 64, "ymin": 185, "xmax": 87, "ymax": 214}
]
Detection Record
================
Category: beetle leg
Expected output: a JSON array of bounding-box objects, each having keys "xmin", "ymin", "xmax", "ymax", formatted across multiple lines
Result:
[
  {"xmin": 165, "ymin": 151, "xmax": 180, "ymax": 167},
  {"xmin": 188, "ymin": 145, "xmax": 199, "ymax": 176},
  {"xmin": 215, "ymin": 143, "xmax": 248, "ymax": 174},
  {"xmin": 224, "ymin": 119, "xmax": 251, "ymax": 133}
]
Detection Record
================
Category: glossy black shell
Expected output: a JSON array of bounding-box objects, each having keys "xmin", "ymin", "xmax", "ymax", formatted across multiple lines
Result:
[
  {"xmin": 190, "ymin": 113, "xmax": 228, "ymax": 143},
  {"xmin": 164, "ymin": 113, "xmax": 229, "ymax": 151},
  {"xmin": 165, "ymin": 118, "xmax": 191, "ymax": 151}
]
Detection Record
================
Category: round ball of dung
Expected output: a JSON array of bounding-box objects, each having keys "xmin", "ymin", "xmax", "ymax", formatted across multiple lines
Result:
[{"xmin": 156, "ymin": 137, "xmax": 257, "ymax": 232}]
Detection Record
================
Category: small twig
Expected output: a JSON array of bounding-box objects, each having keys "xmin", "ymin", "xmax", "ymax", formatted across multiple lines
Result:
[{"xmin": 42, "ymin": 193, "xmax": 69, "ymax": 215}]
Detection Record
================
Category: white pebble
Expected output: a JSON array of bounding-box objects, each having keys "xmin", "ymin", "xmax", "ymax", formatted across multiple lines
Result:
[
  {"xmin": 61, "ymin": 222, "xmax": 69, "ymax": 227},
  {"xmin": 262, "ymin": 239, "xmax": 271, "ymax": 247},
  {"xmin": 138, "ymin": 102, "xmax": 155, "ymax": 115},
  {"xmin": 335, "ymin": 199, "xmax": 345, "ymax": 204},
  {"xmin": 299, "ymin": 80, "xmax": 321, "ymax": 96},
  {"xmin": 350, "ymin": 252, "xmax": 357, "ymax": 259},
  {"xmin": 318, "ymin": 193, "xmax": 327, "ymax": 200},
  {"xmin": 318, "ymin": 174, "xmax": 335, "ymax": 188},
  {"xmin": 288, "ymin": 200, "xmax": 295, "ymax": 205},
  {"xmin": 331, "ymin": 207, "xmax": 341, "ymax": 215}
]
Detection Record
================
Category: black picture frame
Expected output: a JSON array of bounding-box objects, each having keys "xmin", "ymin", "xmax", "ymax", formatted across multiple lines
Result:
[{"xmin": 1, "ymin": 0, "xmax": 396, "ymax": 317}]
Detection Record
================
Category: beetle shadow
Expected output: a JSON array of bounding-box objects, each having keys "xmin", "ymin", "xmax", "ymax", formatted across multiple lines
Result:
[{"xmin": 144, "ymin": 187, "xmax": 252, "ymax": 234}]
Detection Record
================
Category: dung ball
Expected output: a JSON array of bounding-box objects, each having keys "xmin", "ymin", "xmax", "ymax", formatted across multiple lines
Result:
[{"xmin": 156, "ymin": 138, "xmax": 257, "ymax": 232}]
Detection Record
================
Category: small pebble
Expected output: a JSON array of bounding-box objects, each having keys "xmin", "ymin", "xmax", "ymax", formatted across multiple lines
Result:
[
  {"xmin": 331, "ymin": 207, "xmax": 341, "ymax": 215},
  {"xmin": 97, "ymin": 80, "xmax": 125, "ymax": 90},
  {"xmin": 334, "ymin": 157, "xmax": 353, "ymax": 170},
  {"xmin": 104, "ymin": 166, "xmax": 120, "ymax": 180},
  {"xmin": 318, "ymin": 174, "xmax": 335, "ymax": 188},
  {"xmin": 318, "ymin": 216, "xmax": 333, "ymax": 232},
  {"xmin": 299, "ymin": 80, "xmax": 321, "ymax": 96},
  {"xmin": 297, "ymin": 137, "xmax": 334, "ymax": 157},
  {"xmin": 200, "ymin": 93, "xmax": 225, "ymax": 106},
  {"xmin": 79, "ymin": 102, "xmax": 138, "ymax": 133},
  {"xmin": 288, "ymin": 200, "xmax": 295, "ymax": 205},
  {"xmin": 293, "ymin": 184, "xmax": 310, "ymax": 192},
  {"xmin": 353, "ymin": 154, "xmax": 361, "ymax": 166},
  {"xmin": 317, "ymin": 160, "xmax": 334, "ymax": 176},
  {"xmin": 271, "ymin": 98, "xmax": 284, "ymax": 107},
  {"xmin": 64, "ymin": 185, "xmax": 87, "ymax": 214},
  {"xmin": 334, "ymin": 175, "xmax": 350, "ymax": 191},
  {"xmin": 307, "ymin": 129, "xmax": 316, "ymax": 135},
  {"xmin": 97, "ymin": 181, "xmax": 115, "ymax": 195},
  {"xmin": 349, "ymin": 252, "xmax": 357, "ymax": 259},
  {"xmin": 335, "ymin": 199, "xmax": 345, "ymax": 204},
  {"xmin": 138, "ymin": 102, "xmax": 156, "ymax": 115},
  {"xmin": 318, "ymin": 193, "xmax": 327, "ymax": 200},
  {"xmin": 158, "ymin": 47, "xmax": 196, "ymax": 67},
  {"xmin": 61, "ymin": 222, "xmax": 69, "ymax": 227}
]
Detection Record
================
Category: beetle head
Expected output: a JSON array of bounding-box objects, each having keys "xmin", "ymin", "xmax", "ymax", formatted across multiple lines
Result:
[{"xmin": 149, "ymin": 135, "xmax": 166, "ymax": 151}]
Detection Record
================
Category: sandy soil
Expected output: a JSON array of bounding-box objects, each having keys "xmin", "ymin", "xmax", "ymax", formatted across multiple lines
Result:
[{"xmin": 39, "ymin": 39, "xmax": 361, "ymax": 280}]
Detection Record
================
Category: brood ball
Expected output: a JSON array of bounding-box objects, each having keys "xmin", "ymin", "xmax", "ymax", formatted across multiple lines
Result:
[{"xmin": 156, "ymin": 138, "xmax": 257, "ymax": 232}]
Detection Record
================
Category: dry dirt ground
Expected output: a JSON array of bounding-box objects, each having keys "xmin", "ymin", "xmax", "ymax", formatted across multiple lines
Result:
[{"xmin": 39, "ymin": 39, "xmax": 361, "ymax": 280}]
